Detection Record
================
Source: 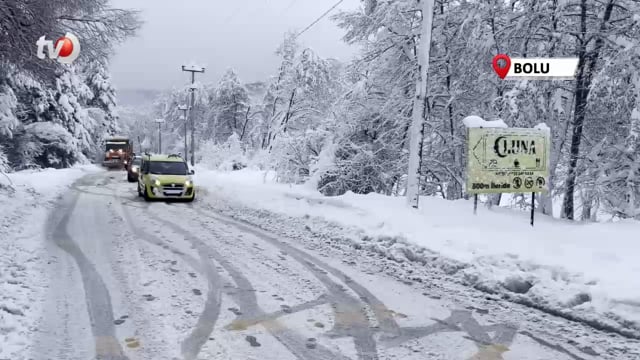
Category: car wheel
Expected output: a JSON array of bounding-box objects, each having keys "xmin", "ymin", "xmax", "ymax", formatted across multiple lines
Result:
[
  {"xmin": 143, "ymin": 186, "xmax": 151, "ymax": 201},
  {"xmin": 127, "ymin": 175, "xmax": 135, "ymax": 183},
  {"xmin": 137, "ymin": 183, "xmax": 142, "ymax": 197},
  {"xmin": 186, "ymin": 193, "xmax": 195, "ymax": 203}
]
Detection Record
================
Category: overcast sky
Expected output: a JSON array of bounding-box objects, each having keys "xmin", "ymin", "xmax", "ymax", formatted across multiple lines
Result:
[{"xmin": 108, "ymin": 0, "xmax": 361, "ymax": 91}]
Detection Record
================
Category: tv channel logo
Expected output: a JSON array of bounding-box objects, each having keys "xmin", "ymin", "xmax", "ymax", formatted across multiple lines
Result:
[{"xmin": 36, "ymin": 33, "xmax": 80, "ymax": 64}]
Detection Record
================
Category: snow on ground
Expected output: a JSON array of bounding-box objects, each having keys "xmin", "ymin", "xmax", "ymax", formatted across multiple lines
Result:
[
  {"xmin": 0, "ymin": 165, "xmax": 100, "ymax": 358},
  {"xmin": 194, "ymin": 168, "xmax": 640, "ymax": 337}
]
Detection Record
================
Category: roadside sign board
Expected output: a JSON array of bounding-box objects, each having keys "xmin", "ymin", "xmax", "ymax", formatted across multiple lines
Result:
[{"xmin": 466, "ymin": 127, "xmax": 550, "ymax": 194}]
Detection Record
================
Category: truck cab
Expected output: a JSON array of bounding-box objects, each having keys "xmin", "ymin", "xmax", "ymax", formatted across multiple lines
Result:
[{"xmin": 103, "ymin": 137, "xmax": 132, "ymax": 169}]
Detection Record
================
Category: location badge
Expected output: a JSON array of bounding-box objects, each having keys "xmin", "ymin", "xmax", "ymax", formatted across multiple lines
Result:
[{"xmin": 492, "ymin": 54, "xmax": 511, "ymax": 79}]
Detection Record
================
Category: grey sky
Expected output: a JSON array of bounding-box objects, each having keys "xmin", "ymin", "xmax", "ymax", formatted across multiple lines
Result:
[{"xmin": 108, "ymin": 0, "xmax": 361, "ymax": 91}]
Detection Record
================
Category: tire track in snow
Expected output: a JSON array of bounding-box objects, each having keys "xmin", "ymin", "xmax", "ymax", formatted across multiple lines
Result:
[
  {"xmin": 179, "ymin": 245, "xmax": 222, "ymax": 360},
  {"xmin": 196, "ymin": 203, "xmax": 400, "ymax": 336},
  {"xmin": 124, "ymin": 203, "xmax": 222, "ymax": 360},
  {"xmin": 193, "ymin": 199, "xmax": 610, "ymax": 360},
  {"xmin": 104, "ymin": 187, "xmax": 186, "ymax": 359},
  {"xmin": 120, "ymin": 199, "xmax": 227, "ymax": 360},
  {"xmin": 202, "ymin": 209, "xmax": 383, "ymax": 360},
  {"xmin": 108, "ymin": 179, "xmax": 223, "ymax": 360},
  {"xmin": 100, "ymin": 175, "xmax": 598, "ymax": 360},
  {"xmin": 186, "ymin": 203, "xmax": 599, "ymax": 360},
  {"xmin": 145, "ymin": 203, "xmax": 353, "ymax": 360},
  {"xmin": 164, "ymin": 203, "xmax": 405, "ymax": 360},
  {"xmin": 46, "ymin": 175, "xmax": 129, "ymax": 360},
  {"xmin": 119, "ymin": 199, "xmax": 203, "ymax": 274},
  {"xmin": 120, "ymin": 201, "xmax": 222, "ymax": 360}
]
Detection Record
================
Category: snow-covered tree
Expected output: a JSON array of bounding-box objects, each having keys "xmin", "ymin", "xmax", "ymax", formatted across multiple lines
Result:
[
  {"xmin": 151, "ymin": 83, "xmax": 214, "ymax": 157},
  {"xmin": 0, "ymin": 0, "xmax": 140, "ymax": 170},
  {"xmin": 325, "ymin": 0, "xmax": 640, "ymax": 220},
  {"xmin": 198, "ymin": 132, "xmax": 248, "ymax": 171},
  {"xmin": 275, "ymin": 57, "xmax": 342, "ymax": 181},
  {"xmin": 209, "ymin": 69, "xmax": 250, "ymax": 143},
  {"xmin": 130, "ymin": 1, "xmax": 640, "ymax": 224},
  {"xmin": 82, "ymin": 60, "xmax": 119, "ymax": 136}
]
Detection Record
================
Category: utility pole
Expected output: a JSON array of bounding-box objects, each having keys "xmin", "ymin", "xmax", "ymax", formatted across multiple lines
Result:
[
  {"xmin": 406, "ymin": 0, "xmax": 435, "ymax": 209},
  {"xmin": 155, "ymin": 118, "xmax": 165, "ymax": 153},
  {"xmin": 181, "ymin": 65, "xmax": 205, "ymax": 166},
  {"xmin": 178, "ymin": 104, "xmax": 188, "ymax": 161}
]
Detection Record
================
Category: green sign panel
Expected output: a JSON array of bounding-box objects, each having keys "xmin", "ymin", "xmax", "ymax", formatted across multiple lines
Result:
[{"xmin": 466, "ymin": 127, "xmax": 550, "ymax": 194}]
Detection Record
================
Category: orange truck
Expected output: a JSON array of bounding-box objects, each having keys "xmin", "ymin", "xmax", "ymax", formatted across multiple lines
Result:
[{"xmin": 102, "ymin": 137, "xmax": 133, "ymax": 169}]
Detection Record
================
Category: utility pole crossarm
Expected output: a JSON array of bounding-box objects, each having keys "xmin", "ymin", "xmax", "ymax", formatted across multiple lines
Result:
[{"xmin": 181, "ymin": 65, "xmax": 205, "ymax": 73}]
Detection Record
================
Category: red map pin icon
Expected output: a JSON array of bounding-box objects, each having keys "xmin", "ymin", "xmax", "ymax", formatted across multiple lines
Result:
[{"xmin": 492, "ymin": 54, "xmax": 511, "ymax": 79}]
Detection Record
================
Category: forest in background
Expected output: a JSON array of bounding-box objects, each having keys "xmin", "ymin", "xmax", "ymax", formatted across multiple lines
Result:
[
  {"xmin": 127, "ymin": 0, "xmax": 640, "ymax": 220},
  {"xmin": 2, "ymin": 0, "xmax": 640, "ymax": 221},
  {"xmin": 0, "ymin": 0, "xmax": 139, "ymax": 170}
]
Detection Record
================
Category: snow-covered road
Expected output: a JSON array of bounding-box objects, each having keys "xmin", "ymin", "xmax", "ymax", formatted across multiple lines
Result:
[{"xmin": 22, "ymin": 171, "xmax": 640, "ymax": 360}]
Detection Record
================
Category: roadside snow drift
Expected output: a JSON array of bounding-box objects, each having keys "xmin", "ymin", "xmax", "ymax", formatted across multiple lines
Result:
[
  {"xmin": 194, "ymin": 168, "xmax": 640, "ymax": 337},
  {"xmin": 0, "ymin": 165, "xmax": 100, "ymax": 359}
]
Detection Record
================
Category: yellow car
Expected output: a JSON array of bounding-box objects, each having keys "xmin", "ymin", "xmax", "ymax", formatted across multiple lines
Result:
[{"xmin": 137, "ymin": 154, "xmax": 195, "ymax": 202}]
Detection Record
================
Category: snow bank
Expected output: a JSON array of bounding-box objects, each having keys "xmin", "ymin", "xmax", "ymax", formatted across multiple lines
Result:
[
  {"xmin": 534, "ymin": 122, "xmax": 551, "ymax": 132},
  {"xmin": 0, "ymin": 165, "xmax": 100, "ymax": 358},
  {"xmin": 195, "ymin": 168, "xmax": 640, "ymax": 337},
  {"xmin": 462, "ymin": 115, "xmax": 508, "ymax": 128}
]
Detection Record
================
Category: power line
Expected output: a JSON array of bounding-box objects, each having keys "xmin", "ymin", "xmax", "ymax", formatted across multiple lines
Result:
[
  {"xmin": 222, "ymin": 0, "xmax": 248, "ymax": 24},
  {"xmin": 224, "ymin": 0, "xmax": 273, "ymax": 25},
  {"xmin": 278, "ymin": 0, "xmax": 298, "ymax": 16},
  {"xmin": 254, "ymin": 0, "xmax": 272, "ymax": 16},
  {"xmin": 295, "ymin": 0, "xmax": 344, "ymax": 39}
]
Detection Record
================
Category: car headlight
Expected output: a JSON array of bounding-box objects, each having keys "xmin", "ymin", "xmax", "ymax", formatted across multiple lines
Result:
[
  {"xmin": 109, "ymin": 149, "xmax": 114, "ymax": 153},
  {"xmin": 185, "ymin": 180, "xmax": 192, "ymax": 187},
  {"xmin": 154, "ymin": 179, "xmax": 161, "ymax": 187},
  {"xmin": 131, "ymin": 166, "xmax": 138, "ymax": 173},
  {"xmin": 118, "ymin": 149, "xmax": 123, "ymax": 153}
]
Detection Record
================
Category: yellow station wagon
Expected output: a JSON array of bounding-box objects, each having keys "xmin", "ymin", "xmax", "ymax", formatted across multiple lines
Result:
[{"xmin": 137, "ymin": 154, "xmax": 195, "ymax": 202}]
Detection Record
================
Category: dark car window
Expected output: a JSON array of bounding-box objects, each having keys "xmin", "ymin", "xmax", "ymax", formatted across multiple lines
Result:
[
  {"xmin": 132, "ymin": 158, "xmax": 142, "ymax": 166},
  {"xmin": 106, "ymin": 143, "xmax": 128, "ymax": 151},
  {"xmin": 148, "ymin": 161, "xmax": 188, "ymax": 175}
]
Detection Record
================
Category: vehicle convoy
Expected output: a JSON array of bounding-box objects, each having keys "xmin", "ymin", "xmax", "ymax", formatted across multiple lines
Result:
[
  {"xmin": 127, "ymin": 155, "xmax": 143, "ymax": 182},
  {"xmin": 102, "ymin": 137, "xmax": 133, "ymax": 169},
  {"xmin": 137, "ymin": 153, "xmax": 195, "ymax": 201}
]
